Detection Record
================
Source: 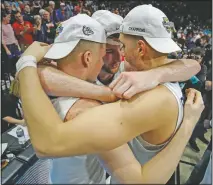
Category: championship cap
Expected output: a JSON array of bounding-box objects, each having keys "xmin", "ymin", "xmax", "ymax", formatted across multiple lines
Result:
[
  {"xmin": 121, "ymin": 5, "xmax": 181, "ymax": 53},
  {"xmin": 92, "ymin": 10, "xmax": 123, "ymax": 37},
  {"xmin": 44, "ymin": 14, "xmax": 106, "ymax": 59}
]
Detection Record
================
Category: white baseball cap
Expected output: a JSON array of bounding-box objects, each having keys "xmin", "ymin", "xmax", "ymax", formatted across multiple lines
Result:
[
  {"xmin": 92, "ymin": 10, "xmax": 123, "ymax": 37},
  {"xmin": 121, "ymin": 5, "xmax": 181, "ymax": 53},
  {"xmin": 44, "ymin": 14, "xmax": 106, "ymax": 59}
]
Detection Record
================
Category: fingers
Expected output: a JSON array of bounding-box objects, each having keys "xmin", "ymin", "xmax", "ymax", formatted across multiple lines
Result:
[
  {"xmin": 185, "ymin": 89, "xmax": 195, "ymax": 105},
  {"xmin": 112, "ymin": 77, "xmax": 126, "ymax": 98},
  {"xmin": 194, "ymin": 90, "xmax": 204, "ymax": 106},
  {"xmin": 113, "ymin": 81, "xmax": 132, "ymax": 98},
  {"xmin": 123, "ymin": 86, "xmax": 136, "ymax": 99},
  {"xmin": 109, "ymin": 74, "xmax": 122, "ymax": 89},
  {"xmin": 40, "ymin": 42, "xmax": 49, "ymax": 46}
]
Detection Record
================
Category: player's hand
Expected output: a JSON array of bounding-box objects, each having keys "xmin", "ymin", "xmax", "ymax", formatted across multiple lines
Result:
[
  {"xmin": 109, "ymin": 71, "xmax": 159, "ymax": 99},
  {"xmin": 22, "ymin": 41, "xmax": 51, "ymax": 63},
  {"xmin": 6, "ymin": 49, "xmax": 12, "ymax": 56},
  {"xmin": 184, "ymin": 88, "xmax": 205, "ymax": 129},
  {"xmin": 205, "ymin": 81, "xmax": 212, "ymax": 91}
]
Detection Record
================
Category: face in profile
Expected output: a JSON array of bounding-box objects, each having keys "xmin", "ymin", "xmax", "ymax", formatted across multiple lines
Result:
[
  {"xmin": 3, "ymin": 14, "xmax": 11, "ymax": 24},
  {"xmin": 102, "ymin": 43, "xmax": 122, "ymax": 74},
  {"xmin": 119, "ymin": 33, "xmax": 139, "ymax": 69}
]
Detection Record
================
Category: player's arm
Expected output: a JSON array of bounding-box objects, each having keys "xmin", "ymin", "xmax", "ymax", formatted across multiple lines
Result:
[
  {"xmin": 37, "ymin": 64, "xmax": 117, "ymax": 102},
  {"xmin": 156, "ymin": 59, "xmax": 201, "ymax": 82},
  {"xmin": 124, "ymin": 59, "xmax": 200, "ymax": 82},
  {"xmin": 99, "ymin": 90, "xmax": 204, "ymax": 184},
  {"xmin": 18, "ymin": 42, "xmax": 203, "ymax": 157},
  {"xmin": 110, "ymin": 59, "xmax": 201, "ymax": 99},
  {"xmin": 3, "ymin": 116, "xmax": 26, "ymax": 126},
  {"xmin": 19, "ymin": 65, "xmax": 179, "ymax": 157}
]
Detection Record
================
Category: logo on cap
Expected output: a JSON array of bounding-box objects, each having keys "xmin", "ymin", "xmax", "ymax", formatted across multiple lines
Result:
[
  {"xmin": 162, "ymin": 17, "xmax": 171, "ymax": 33},
  {"xmin": 129, "ymin": 27, "xmax": 145, "ymax": 33},
  {"xmin": 56, "ymin": 23, "xmax": 63, "ymax": 37},
  {"xmin": 83, "ymin": 26, "xmax": 94, "ymax": 36}
]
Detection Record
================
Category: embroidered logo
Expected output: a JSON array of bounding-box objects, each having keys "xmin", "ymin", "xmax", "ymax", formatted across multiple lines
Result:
[
  {"xmin": 82, "ymin": 26, "xmax": 94, "ymax": 36},
  {"xmin": 56, "ymin": 23, "xmax": 64, "ymax": 37},
  {"xmin": 162, "ymin": 17, "xmax": 171, "ymax": 33},
  {"xmin": 129, "ymin": 27, "xmax": 145, "ymax": 32}
]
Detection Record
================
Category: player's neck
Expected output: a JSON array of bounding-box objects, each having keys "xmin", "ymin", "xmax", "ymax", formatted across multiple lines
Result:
[
  {"xmin": 143, "ymin": 56, "xmax": 168, "ymax": 70},
  {"xmin": 57, "ymin": 59, "xmax": 88, "ymax": 81}
]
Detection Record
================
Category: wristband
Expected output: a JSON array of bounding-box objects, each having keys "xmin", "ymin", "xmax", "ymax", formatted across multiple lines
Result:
[{"xmin": 16, "ymin": 55, "xmax": 37, "ymax": 73}]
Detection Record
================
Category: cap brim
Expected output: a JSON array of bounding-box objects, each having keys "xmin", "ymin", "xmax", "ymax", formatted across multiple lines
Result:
[
  {"xmin": 143, "ymin": 37, "xmax": 182, "ymax": 53},
  {"xmin": 44, "ymin": 40, "xmax": 80, "ymax": 60}
]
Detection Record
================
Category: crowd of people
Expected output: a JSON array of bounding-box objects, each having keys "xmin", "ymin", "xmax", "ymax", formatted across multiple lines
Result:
[{"xmin": 1, "ymin": 0, "xmax": 212, "ymax": 184}]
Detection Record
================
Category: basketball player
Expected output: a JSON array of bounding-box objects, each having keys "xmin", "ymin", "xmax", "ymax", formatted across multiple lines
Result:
[
  {"xmin": 37, "ymin": 10, "xmax": 200, "ymax": 102},
  {"xmin": 16, "ymin": 8, "xmax": 204, "ymax": 184}
]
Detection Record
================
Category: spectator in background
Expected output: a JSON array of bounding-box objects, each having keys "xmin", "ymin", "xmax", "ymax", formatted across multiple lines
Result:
[
  {"xmin": 201, "ymin": 35, "xmax": 212, "ymax": 68},
  {"xmin": 41, "ymin": 10, "xmax": 57, "ymax": 44},
  {"xmin": 39, "ymin": 9, "xmax": 46, "ymax": 17},
  {"xmin": 114, "ymin": 8, "xmax": 119, "ymax": 15},
  {"xmin": 81, "ymin": 5, "xmax": 91, "ymax": 16},
  {"xmin": 65, "ymin": 1, "xmax": 74, "ymax": 18},
  {"xmin": 74, "ymin": 3, "xmax": 81, "ymax": 15},
  {"xmin": 2, "ymin": 12, "xmax": 21, "ymax": 76},
  {"xmin": 12, "ymin": 12, "xmax": 34, "ymax": 51},
  {"xmin": 56, "ymin": 2, "xmax": 67, "ymax": 22},
  {"xmin": 49, "ymin": 1, "xmax": 58, "ymax": 23},
  {"xmin": 33, "ymin": 15, "xmax": 45, "ymax": 42},
  {"xmin": 23, "ymin": 4, "xmax": 34, "ymax": 24},
  {"xmin": 18, "ymin": 1, "xmax": 25, "ymax": 12},
  {"xmin": 4, "ymin": 2, "xmax": 17, "ymax": 24},
  {"xmin": 31, "ymin": 0, "xmax": 42, "ymax": 15},
  {"xmin": 45, "ymin": 6, "xmax": 55, "ymax": 23}
]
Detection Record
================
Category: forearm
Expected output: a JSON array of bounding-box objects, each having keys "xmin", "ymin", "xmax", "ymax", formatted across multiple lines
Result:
[
  {"xmin": 3, "ymin": 116, "xmax": 25, "ymax": 126},
  {"xmin": 19, "ymin": 67, "xmax": 63, "ymax": 154},
  {"xmin": 38, "ymin": 65, "xmax": 116, "ymax": 102},
  {"xmin": 2, "ymin": 43, "xmax": 9, "ymax": 51},
  {"xmin": 140, "ymin": 120, "xmax": 193, "ymax": 184},
  {"xmin": 156, "ymin": 59, "xmax": 201, "ymax": 83}
]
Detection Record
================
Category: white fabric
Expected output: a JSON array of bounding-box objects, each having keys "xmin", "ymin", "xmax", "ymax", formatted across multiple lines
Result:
[
  {"xmin": 92, "ymin": 10, "xmax": 123, "ymax": 37},
  {"xmin": 45, "ymin": 14, "xmax": 106, "ymax": 59},
  {"xmin": 120, "ymin": 5, "xmax": 181, "ymax": 53},
  {"xmin": 49, "ymin": 97, "xmax": 106, "ymax": 184},
  {"xmin": 16, "ymin": 56, "xmax": 37, "ymax": 74},
  {"xmin": 110, "ymin": 82, "xmax": 184, "ymax": 184}
]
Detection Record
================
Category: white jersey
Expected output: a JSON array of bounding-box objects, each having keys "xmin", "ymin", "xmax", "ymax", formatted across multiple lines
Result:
[
  {"xmin": 110, "ymin": 82, "xmax": 184, "ymax": 184},
  {"xmin": 49, "ymin": 97, "xmax": 106, "ymax": 184}
]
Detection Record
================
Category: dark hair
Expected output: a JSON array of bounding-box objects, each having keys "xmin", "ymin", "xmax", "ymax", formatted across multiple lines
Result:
[
  {"xmin": 1, "ymin": 11, "xmax": 8, "ymax": 21},
  {"xmin": 201, "ymin": 35, "xmax": 210, "ymax": 43},
  {"xmin": 108, "ymin": 33, "xmax": 120, "ymax": 39}
]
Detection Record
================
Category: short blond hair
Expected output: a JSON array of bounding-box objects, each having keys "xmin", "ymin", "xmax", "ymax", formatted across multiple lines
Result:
[{"xmin": 55, "ymin": 40, "xmax": 105, "ymax": 63}]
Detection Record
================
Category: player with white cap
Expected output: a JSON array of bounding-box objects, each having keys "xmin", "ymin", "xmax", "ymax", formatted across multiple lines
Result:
[
  {"xmin": 15, "ymin": 6, "xmax": 204, "ymax": 184},
  {"xmin": 34, "ymin": 14, "xmax": 107, "ymax": 184},
  {"xmin": 35, "ymin": 9, "xmax": 199, "ymax": 101}
]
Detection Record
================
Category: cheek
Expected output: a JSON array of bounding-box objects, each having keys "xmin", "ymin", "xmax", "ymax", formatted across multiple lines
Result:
[{"xmin": 103, "ymin": 54, "xmax": 113, "ymax": 64}]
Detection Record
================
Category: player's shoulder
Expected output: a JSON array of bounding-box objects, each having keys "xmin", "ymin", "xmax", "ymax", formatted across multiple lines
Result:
[
  {"xmin": 65, "ymin": 98, "xmax": 102, "ymax": 121},
  {"xmin": 138, "ymin": 84, "xmax": 179, "ymax": 115}
]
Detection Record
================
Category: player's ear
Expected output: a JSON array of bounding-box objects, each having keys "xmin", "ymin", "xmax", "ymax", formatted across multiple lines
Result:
[
  {"xmin": 82, "ymin": 50, "xmax": 92, "ymax": 68},
  {"xmin": 137, "ymin": 40, "xmax": 146, "ymax": 57}
]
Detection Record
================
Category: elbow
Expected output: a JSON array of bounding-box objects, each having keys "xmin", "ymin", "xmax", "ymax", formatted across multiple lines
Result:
[
  {"xmin": 32, "ymin": 128, "xmax": 61, "ymax": 158},
  {"xmin": 188, "ymin": 59, "xmax": 201, "ymax": 76}
]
